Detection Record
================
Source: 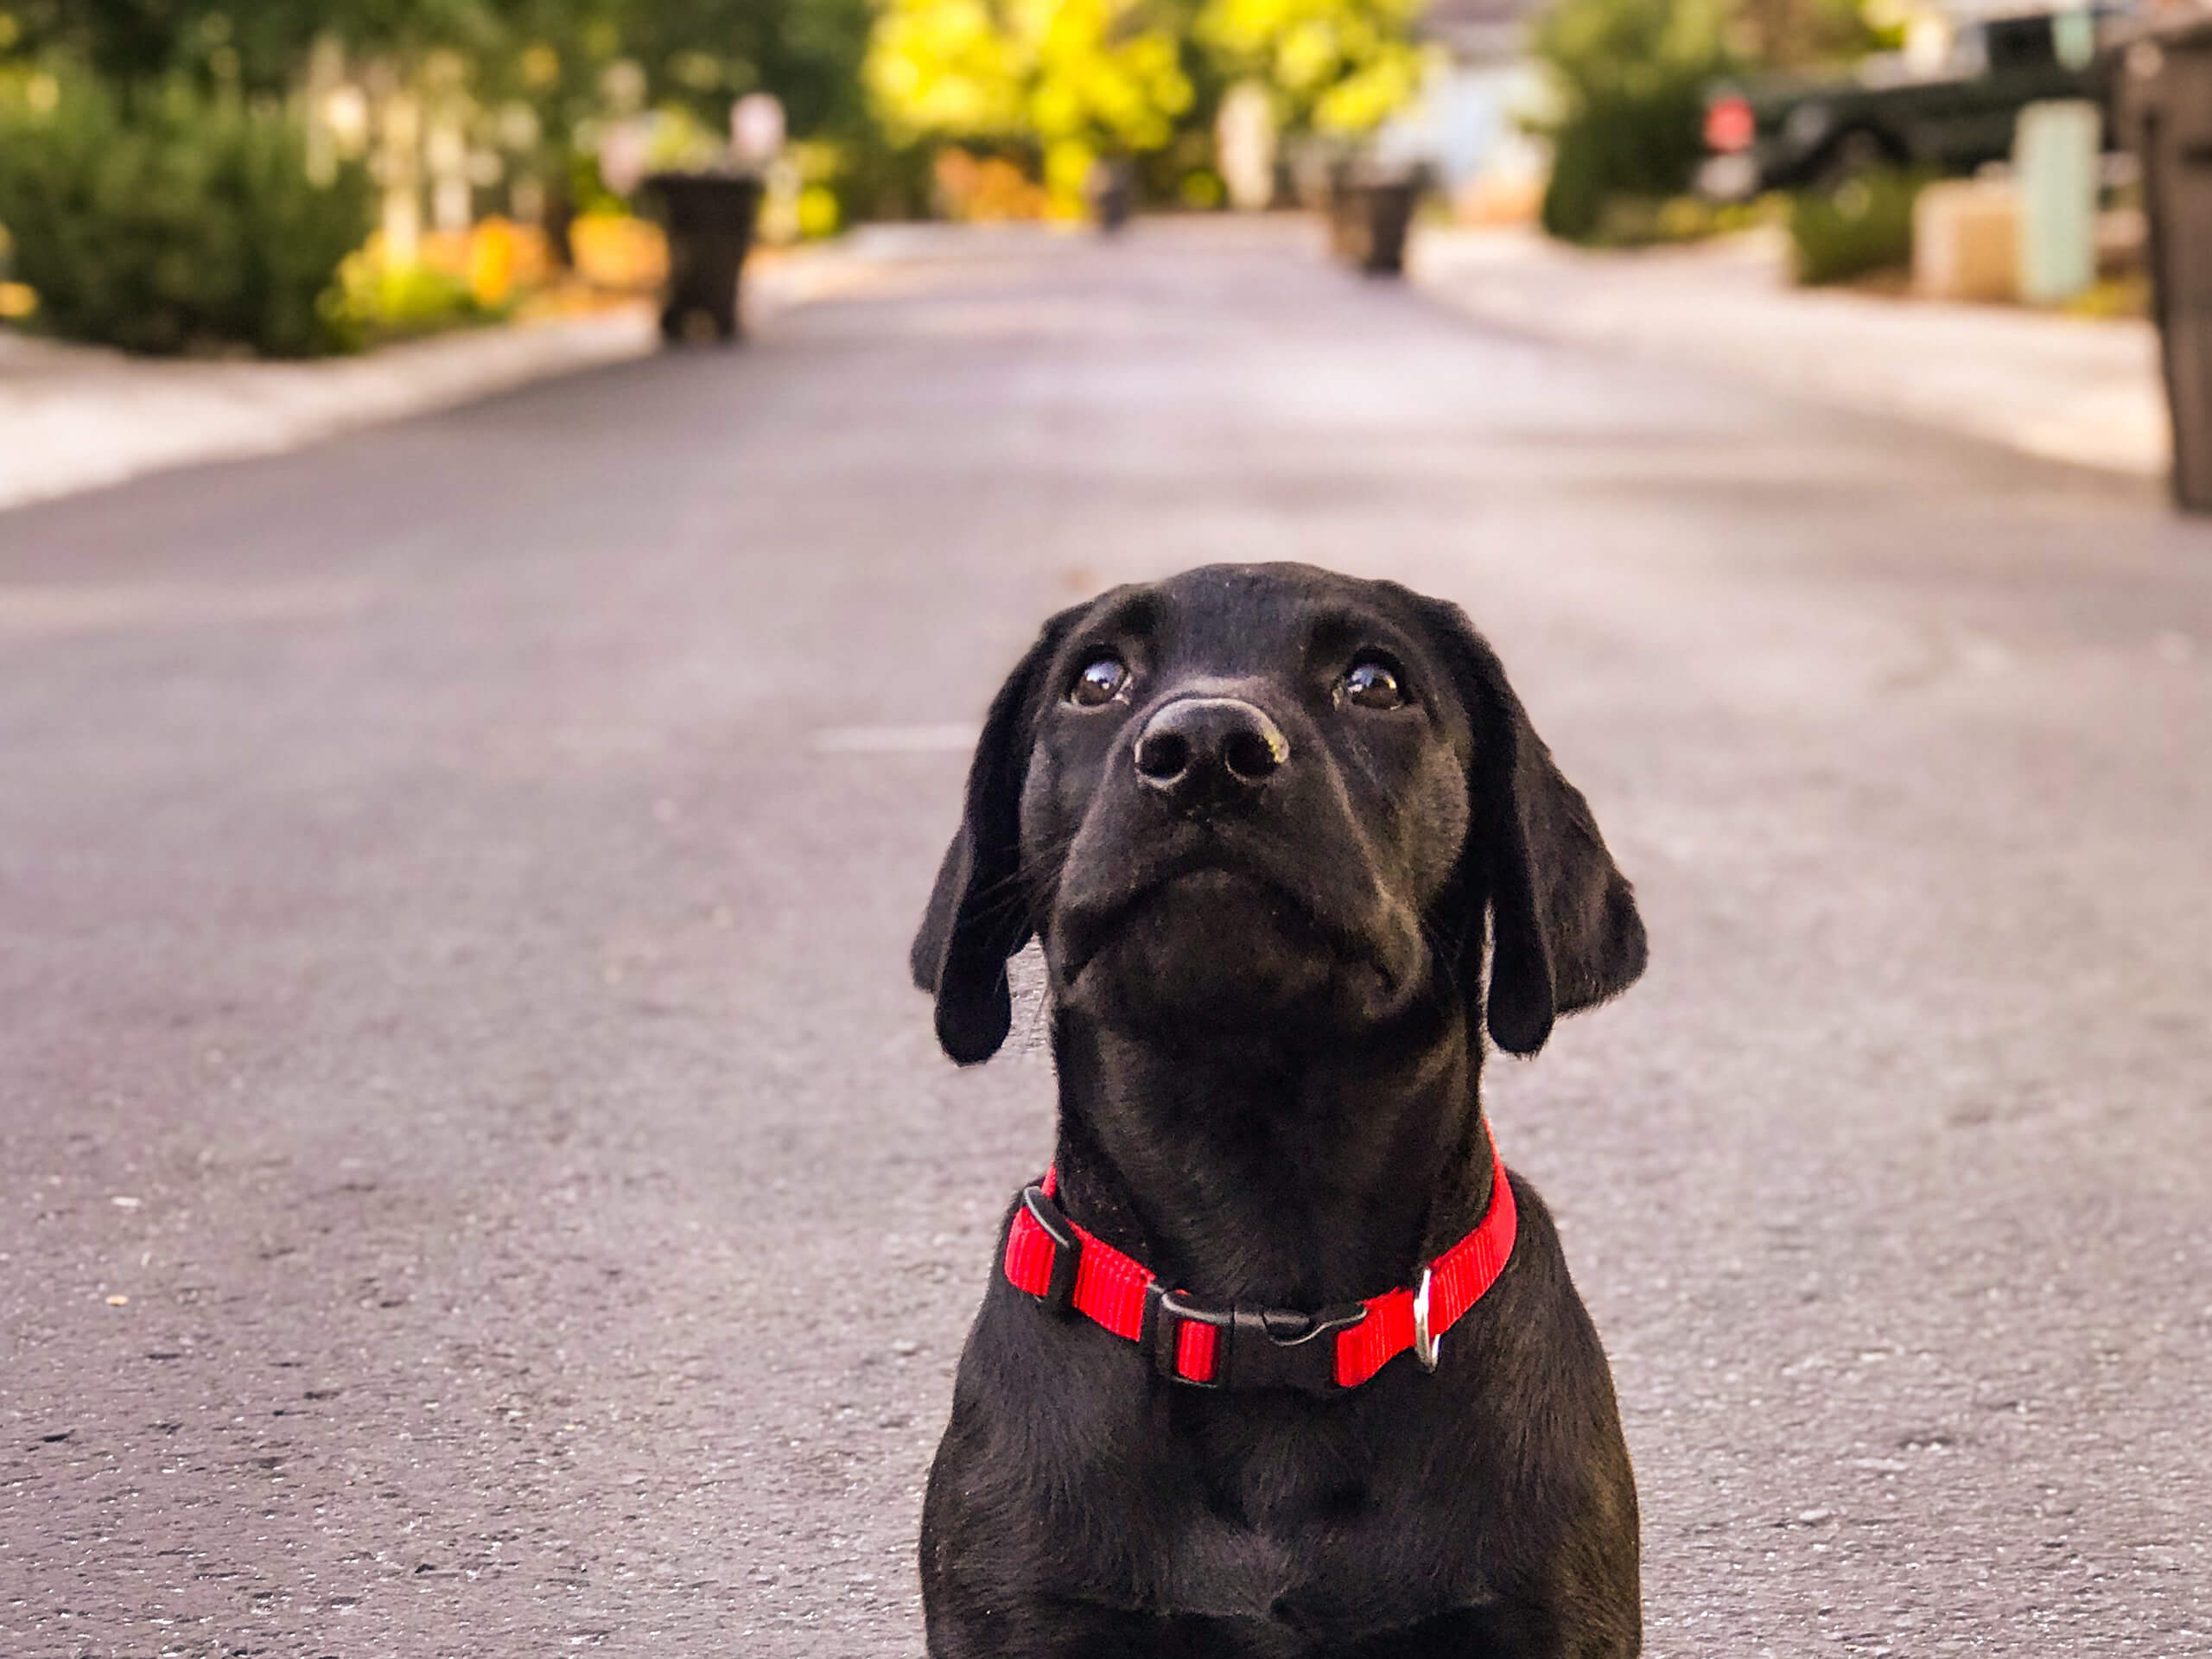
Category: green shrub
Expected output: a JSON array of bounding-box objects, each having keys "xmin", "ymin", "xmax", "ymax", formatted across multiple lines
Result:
[
  {"xmin": 1540, "ymin": 77, "xmax": 1711, "ymax": 244},
  {"xmin": 1788, "ymin": 169, "xmax": 1922, "ymax": 286},
  {"xmin": 0, "ymin": 74, "xmax": 372, "ymax": 357},
  {"xmin": 1580, "ymin": 190, "xmax": 1778, "ymax": 247},
  {"xmin": 1535, "ymin": 0, "xmax": 1726, "ymax": 244}
]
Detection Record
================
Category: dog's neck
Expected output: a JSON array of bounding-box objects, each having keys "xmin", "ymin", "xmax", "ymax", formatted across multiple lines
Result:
[{"xmin": 1046, "ymin": 999, "xmax": 1497, "ymax": 1310}]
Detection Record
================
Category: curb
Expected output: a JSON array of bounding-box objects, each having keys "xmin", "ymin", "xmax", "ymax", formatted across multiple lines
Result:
[
  {"xmin": 1411, "ymin": 226, "xmax": 2169, "ymax": 480},
  {"xmin": 0, "ymin": 304, "xmax": 663, "ymax": 517}
]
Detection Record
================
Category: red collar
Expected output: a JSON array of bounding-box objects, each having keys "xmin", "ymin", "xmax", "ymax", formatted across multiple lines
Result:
[{"xmin": 1002, "ymin": 1146, "xmax": 1517, "ymax": 1393}]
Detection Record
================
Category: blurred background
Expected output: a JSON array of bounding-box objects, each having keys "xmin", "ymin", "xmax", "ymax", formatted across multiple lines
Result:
[{"xmin": 0, "ymin": 0, "xmax": 2181, "ymax": 357}]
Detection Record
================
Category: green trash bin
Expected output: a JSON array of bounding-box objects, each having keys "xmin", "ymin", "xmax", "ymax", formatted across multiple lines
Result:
[{"xmin": 2120, "ymin": 16, "xmax": 2212, "ymax": 510}]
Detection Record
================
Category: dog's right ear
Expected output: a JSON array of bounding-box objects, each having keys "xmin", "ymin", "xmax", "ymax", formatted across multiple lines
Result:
[
  {"xmin": 1409, "ymin": 594, "xmax": 1647, "ymax": 1058},
  {"xmin": 910, "ymin": 607, "xmax": 1083, "ymax": 1065}
]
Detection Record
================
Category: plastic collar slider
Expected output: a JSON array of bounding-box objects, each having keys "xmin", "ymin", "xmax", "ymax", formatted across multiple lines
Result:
[{"xmin": 1019, "ymin": 1185, "xmax": 1083, "ymax": 1318}]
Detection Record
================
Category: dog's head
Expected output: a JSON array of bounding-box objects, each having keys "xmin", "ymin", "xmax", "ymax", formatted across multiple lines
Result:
[{"xmin": 912, "ymin": 564, "xmax": 1644, "ymax": 1064}]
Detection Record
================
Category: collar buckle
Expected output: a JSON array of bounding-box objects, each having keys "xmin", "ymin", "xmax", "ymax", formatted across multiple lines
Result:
[{"xmin": 1148, "ymin": 1288, "xmax": 1367, "ymax": 1394}]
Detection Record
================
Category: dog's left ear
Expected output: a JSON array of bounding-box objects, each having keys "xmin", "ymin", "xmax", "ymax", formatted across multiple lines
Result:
[
  {"xmin": 1414, "ymin": 597, "xmax": 1647, "ymax": 1058},
  {"xmin": 910, "ymin": 607, "xmax": 1083, "ymax": 1065}
]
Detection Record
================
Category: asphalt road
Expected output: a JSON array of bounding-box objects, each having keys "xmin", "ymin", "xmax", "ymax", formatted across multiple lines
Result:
[{"xmin": 3, "ymin": 219, "xmax": 2208, "ymax": 1657}]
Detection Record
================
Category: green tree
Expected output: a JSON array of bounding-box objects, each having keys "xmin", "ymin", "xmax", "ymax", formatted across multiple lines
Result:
[
  {"xmin": 0, "ymin": 0, "xmax": 894, "ymax": 217},
  {"xmin": 599, "ymin": 0, "xmax": 872, "ymax": 138},
  {"xmin": 601, "ymin": 0, "xmax": 904, "ymax": 220},
  {"xmin": 0, "ymin": 0, "xmax": 871, "ymax": 135},
  {"xmin": 0, "ymin": 0, "xmax": 508, "ymax": 89}
]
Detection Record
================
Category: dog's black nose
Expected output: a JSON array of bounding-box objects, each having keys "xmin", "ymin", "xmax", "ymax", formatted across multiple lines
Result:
[{"xmin": 1133, "ymin": 697, "xmax": 1287, "ymax": 810}]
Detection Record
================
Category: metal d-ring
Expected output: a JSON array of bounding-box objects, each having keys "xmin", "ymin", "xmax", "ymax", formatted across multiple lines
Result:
[{"xmin": 1410, "ymin": 1266, "xmax": 1442, "ymax": 1373}]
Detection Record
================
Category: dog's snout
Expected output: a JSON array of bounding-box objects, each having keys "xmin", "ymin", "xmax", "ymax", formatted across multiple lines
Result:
[{"xmin": 1133, "ymin": 697, "xmax": 1287, "ymax": 809}]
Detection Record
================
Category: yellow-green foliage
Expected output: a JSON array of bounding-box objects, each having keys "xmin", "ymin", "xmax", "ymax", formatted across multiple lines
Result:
[
  {"xmin": 324, "ymin": 251, "xmax": 505, "ymax": 348},
  {"xmin": 1195, "ymin": 0, "xmax": 1429, "ymax": 136},
  {"xmin": 866, "ymin": 0, "xmax": 1192, "ymax": 212},
  {"xmin": 865, "ymin": 0, "xmax": 1428, "ymax": 213}
]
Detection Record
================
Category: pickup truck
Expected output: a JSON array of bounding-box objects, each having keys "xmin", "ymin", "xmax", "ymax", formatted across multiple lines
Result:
[{"xmin": 1698, "ymin": 6, "xmax": 2120, "ymax": 198}]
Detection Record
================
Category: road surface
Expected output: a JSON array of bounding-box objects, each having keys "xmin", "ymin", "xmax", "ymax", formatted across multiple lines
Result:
[{"xmin": 3, "ymin": 218, "xmax": 2208, "ymax": 1655}]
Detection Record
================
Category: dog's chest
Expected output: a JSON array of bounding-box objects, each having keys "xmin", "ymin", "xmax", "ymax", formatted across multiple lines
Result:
[
  {"xmin": 1200, "ymin": 1412, "xmax": 1370, "ymax": 1531},
  {"xmin": 1120, "ymin": 1407, "xmax": 1492, "ymax": 1628}
]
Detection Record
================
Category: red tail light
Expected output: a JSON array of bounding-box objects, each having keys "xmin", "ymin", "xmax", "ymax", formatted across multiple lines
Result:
[{"xmin": 1705, "ymin": 96, "xmax": 1755, "ymax": 154}]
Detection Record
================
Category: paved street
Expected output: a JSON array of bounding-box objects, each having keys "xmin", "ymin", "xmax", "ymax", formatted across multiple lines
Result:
[{"xmin": 3, "ymin": 217, "xmax": 2209, "ymax": 1656}]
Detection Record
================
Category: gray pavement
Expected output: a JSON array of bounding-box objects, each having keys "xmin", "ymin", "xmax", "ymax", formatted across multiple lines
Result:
[
  {"xmin": 1411, "ymin": 226, "xmax": 2168, "ymax": 480},
  {"xmin": 0, "ymin": 305, "xmax": 658, "ymax": 517},
  {"xmin": 3, "ymin": 215, "xmax": 2209, "ymax": 1656}
]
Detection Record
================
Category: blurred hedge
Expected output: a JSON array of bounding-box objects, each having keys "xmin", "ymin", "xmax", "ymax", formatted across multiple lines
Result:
[
  {"xmin": 1789, "ymin": 170, "xmax": 1922, "ymax": 286},
  {"xmin": 0, "ymin": 76, "xmax": 371, "ymax": 357},
  {"xmin": 1534, "ymin": 0, "xmax": 1726, "ymax": 244}
]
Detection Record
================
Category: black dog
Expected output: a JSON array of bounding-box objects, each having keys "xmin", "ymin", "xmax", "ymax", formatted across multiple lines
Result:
[{"xmin": 911, "ymin": 564, "xmax": 1647, "ymax": 1656}]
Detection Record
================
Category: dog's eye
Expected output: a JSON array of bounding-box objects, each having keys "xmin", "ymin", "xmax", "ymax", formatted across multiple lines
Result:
[
  {"xmin": 1339, "ymin": 660, "xmax": 1405, "ymax": 709},
  {"xmin": 1070, "ymin": 657, "xmax": 1130, "ymax": 707}
]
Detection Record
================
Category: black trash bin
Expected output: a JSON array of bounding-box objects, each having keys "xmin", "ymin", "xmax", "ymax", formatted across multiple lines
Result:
[
  {"xmin": 643, "ymin": 171, "xmax": 763, "ymax": 345},
  {"xmin": 1327, "ymin": 169, "xmax": 1423, "ymax": 277},
  {"xmin": 2121, "ymin": 16, "xmax": 2212, "ymax": 510},
  {"xmin": 1086, "ymin": 157, "xmax": 1134, "ymax": 234}
]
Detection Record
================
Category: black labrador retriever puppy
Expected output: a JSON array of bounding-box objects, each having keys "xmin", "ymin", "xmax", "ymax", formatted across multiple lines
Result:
[{"xmin": 910, "ymin": 564, "xmax": 1647, "ymax": 1657}]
